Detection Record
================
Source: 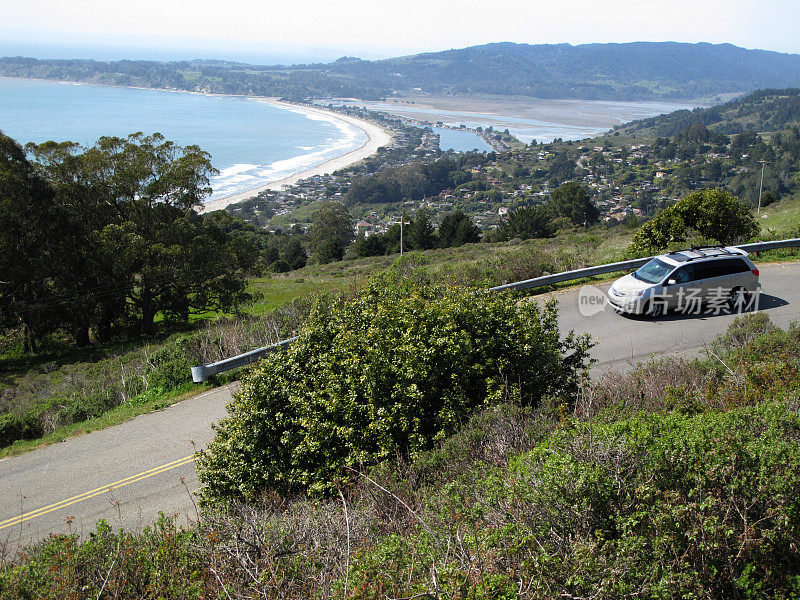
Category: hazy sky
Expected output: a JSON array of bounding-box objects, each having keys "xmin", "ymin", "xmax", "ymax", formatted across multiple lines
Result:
[{"xmin": 2, "ymin": 0, "xmax": 799, "ymax": 62}]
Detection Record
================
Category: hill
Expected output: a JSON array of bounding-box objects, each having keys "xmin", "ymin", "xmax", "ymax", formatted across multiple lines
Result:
[
  {"xmin": 3, "ymin": 42, "xmax": 800, "ymax": 101},
  {"xmin": 614, "ymin": 88, "xmax": 800, "ymax": 136},
  {"xmin": 322, "ymin": 42, "xmax": 800, "ymax": 100}
]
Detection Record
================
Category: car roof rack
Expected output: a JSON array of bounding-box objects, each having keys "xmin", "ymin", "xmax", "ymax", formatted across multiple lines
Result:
[{"xmin": 666, "ymin": 245, "xmax": 739, "ymax": 263}]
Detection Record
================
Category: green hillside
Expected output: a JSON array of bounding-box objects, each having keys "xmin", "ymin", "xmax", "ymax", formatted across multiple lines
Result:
[{"xmin": 615, "ymin": 88, "xmax": 800, "ymax": 136}]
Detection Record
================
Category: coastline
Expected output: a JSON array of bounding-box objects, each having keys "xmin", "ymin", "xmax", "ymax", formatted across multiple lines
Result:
[
  {"xmin": 199, "ymin": 100, "xmax": 394, "ymax": 214},
  {"xmin": 0, "ymin": 76, "xmax": 394, "ymax": 214}
]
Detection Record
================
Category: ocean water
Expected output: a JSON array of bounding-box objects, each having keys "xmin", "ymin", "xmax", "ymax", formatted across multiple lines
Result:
[{"xmin": 0, "ymin": 77, "xmax": 367, "ymax": 201}]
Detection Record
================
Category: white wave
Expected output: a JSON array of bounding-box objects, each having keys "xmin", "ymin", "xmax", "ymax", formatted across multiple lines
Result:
[
  {"xmin": 215, "ymin": 163, "xmax": 260, "ymax": 178},
  {"xmin": 207, "ymin": 100, "xmax": 369, "ymax": 201},
  {"xmin": 217, "ymin": 173, "xmax": 260, "ymax": 186}
]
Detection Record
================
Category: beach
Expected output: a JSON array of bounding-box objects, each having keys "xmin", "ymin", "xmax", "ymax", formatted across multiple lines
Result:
[{"xmin": 200, "ymin": 101, "xmax": 393, "ymax": 213}]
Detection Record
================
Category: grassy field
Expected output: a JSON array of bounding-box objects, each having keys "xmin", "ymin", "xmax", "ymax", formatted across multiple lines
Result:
[{"xmin": 756, "ymin": 194, "xmax": 800, "ymax": 238}]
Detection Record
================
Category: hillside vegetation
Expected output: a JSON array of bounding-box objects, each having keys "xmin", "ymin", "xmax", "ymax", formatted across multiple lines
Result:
[
  {"xmin": 324, "ymin": 42, "xmax": 800, "ymax": 100},
  {"xmin": 2, "ymin": 306, "xmax": 800, "ymax": 598},
  {"xmin": 616, "ymin": 88, "xmax": 800, "ymax": 136}
]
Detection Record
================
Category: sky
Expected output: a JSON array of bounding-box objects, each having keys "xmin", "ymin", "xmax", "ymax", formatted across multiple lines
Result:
[{"xmin": 1, "ymin": 0, "xmax": 799, "ymax": 63}]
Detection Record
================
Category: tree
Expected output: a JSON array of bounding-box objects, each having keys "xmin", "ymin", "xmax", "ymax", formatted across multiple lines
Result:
[
  {"xmin": 0, "ymin": 133, "xmax": 60, "ymax": 351},
  {"xmin": 438, "ymin": 210, "xmax": 481, "ymax": 247},
  {"xmin": 22, "ymin": 132, "xmax": 251, "ymax": 337},
  {"xmin": 406, "ymin": 208, "xmax": 436, "ymax": 250},
  {"xmin": 353, "ymin": 233, "xmax": 387, "ymax": 257},
  {"xmin": 628, "ymin": 189, "xmax": 759, "ymax": 255},
  {"xmin": 548, "ymin": 182, "xmax": 599, "ymax": 227},
  {"xmin": 280, "ymin": 238, "xmax": 307, "ymax": 270},
  {"xmin": 500, "ymin": 205, "xmax": 555, "ymax": 240},
  {"xmin": 308, "ymin": 201, "xmax": 354, "ymax": 263}
]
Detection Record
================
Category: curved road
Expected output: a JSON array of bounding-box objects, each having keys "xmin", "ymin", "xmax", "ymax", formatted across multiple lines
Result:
[
  {"xmin": 2, "ymin": 261, "xmax": 799, "ymax": 549},
  {"xmin": 549, "ymin": 260, "xmax": 800, "ymax": 373}
]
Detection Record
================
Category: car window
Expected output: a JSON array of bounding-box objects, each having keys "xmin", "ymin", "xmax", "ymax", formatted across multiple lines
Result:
[
  {"xmin": 670, "ymin": 265, "xmax": 694, "ymax": 283},
  {"xmin": 694, "ymin": 259, "xmax": 749, "ymax": 279},
  {"xmin": 695, "ymin": 260, "xmax": 728, "ymax": 279},
  {"xmin": 721, "ymin": 258, "xmax": 750, "ymax": 274},
  {"xmin": 633, "ymin": 258, "xmax": 674, "ymax": 284}
]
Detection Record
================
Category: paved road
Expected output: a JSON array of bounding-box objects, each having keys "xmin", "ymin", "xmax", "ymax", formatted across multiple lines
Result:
[
  {"xmin": 543, "ymin": 261, "xmax": 800, "ymax": 374},
  {"xmin": 0, "ymin": 384, "xmax": 234, "ymax": 551},
  {"xmin": 2, "ymin": 261, "xmax": 799, "ymax": 548}
]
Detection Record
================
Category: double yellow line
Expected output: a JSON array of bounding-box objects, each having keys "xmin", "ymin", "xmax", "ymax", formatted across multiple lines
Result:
[{"xmin": 0, "ymin": 454, "xmax": 197, "ymax": 531}]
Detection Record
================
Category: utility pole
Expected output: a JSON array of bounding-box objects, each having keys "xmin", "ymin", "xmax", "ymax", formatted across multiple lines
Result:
[
  {"xmin": 394, "ymin": 214, "xmax": 406, "ymax": 255},
  {"xmin": 757, "ymin": 160, "xmax": 768, "ymax": 213}
]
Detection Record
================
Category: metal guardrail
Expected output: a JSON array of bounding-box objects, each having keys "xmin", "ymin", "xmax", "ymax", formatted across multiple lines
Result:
[
  {"xmin": 487, "ymin": 238, "xmax": 800, "ymax": 293},
  {"xmin": 740, "ymin": 238, "xmax": 800, "ymax": 253},
  {"xmin": 191, "ymin": 337, "xmax": 298, "ymax": 383},
  {"xmin": 191, "ymin": 238, "xmax": 800, "ymax": 382}
]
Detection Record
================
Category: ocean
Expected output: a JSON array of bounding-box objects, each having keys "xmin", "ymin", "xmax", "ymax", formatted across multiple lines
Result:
[{"xmin": 0, "ymin": 77, "xmax": 367, "ymax": 201}]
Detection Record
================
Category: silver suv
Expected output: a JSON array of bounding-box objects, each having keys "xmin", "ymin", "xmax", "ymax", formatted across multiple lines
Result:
[{"xmin": 608, "ymin": 246, "xmax": 760, "ymax": 317}]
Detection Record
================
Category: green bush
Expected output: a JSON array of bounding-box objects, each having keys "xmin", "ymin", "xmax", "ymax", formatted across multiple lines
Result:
[
  {"xmin": 506, "ymin": 401, "xmax": 800, "ymax": 597},
  {"xmin": 0, "ymin": 412, "xmax": 39, "ymax": 447},
  {"xmin": 145, "ymin": 336, "xmax": 195, "ymax": 390},
  {"xmin": 57, "ymin": 395, "xmax": 110, "ymax": 424},
  {"xmin": 198, "ymin": 270, "xmax": 592, "ymax": 501}
]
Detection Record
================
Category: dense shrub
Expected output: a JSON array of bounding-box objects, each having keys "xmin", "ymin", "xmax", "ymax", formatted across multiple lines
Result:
[
  {"xmin": 0, "ymin": 412, "xmax": 38, "ymax": 447},
  {"xmin": 502, "ymin": 401, "xmax": 800, "ymax": 598},
  {"xmin": 0, "ymin": 517, "xmax": 208, "ymax": 599},
  {"xmin": 198, "ymin": 267, "xmax": 592, "ymax": 501}
]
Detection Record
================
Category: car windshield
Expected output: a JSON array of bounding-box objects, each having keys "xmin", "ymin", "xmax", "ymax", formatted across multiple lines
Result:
[{"xmin": 633, "ymin": 258, "xmax": 673, "ymax": 284}]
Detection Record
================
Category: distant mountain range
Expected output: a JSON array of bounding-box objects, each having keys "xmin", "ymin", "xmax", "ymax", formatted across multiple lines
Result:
[
  {"xmin": 2, "ymin": 42, "xmax": 800, "ymax": 101},
  {"xmin": 322, "ymin": 42, "xmax": 800, "ymax": 100}
]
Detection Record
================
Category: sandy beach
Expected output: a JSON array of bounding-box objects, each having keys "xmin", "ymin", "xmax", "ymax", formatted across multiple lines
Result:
[{"xmin": 200, "ymin": 101, "xmax": 393, "ymax": 213}]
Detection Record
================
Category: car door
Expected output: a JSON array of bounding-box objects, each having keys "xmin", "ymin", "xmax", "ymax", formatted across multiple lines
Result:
[
  {"xmin": 722, "ymin": 258, "xmax": 754, "ymax": 291},
  {"xmin": 695, "ymin": 259, "xmax": 732, "ymax": 304},
  {"xmin": 662, "ymin": 264, "xmax": 696, "ymax": 310}
]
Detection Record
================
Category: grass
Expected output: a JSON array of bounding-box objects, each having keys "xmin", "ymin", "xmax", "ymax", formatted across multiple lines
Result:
[
  {"xmin": 0, "ymin": 383, "xmax": 210, "ymax": 458},
  {"xmin": 757, "ymin": 193, "xmax": 800, "ymax": 238},
  {"xmin": 245, "ymin": 275, "xmax": 354, "ymax": 316}
]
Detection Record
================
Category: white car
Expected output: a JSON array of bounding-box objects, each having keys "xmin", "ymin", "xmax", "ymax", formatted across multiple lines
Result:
[{"xmin": 608, "ymin": 246, "xmax": 760, "ymax": 317}]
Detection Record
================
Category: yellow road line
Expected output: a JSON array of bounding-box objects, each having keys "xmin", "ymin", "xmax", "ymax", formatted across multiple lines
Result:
[{"xmin": 0, "ymin": 454, "xmax": 197, "ymax": 530}]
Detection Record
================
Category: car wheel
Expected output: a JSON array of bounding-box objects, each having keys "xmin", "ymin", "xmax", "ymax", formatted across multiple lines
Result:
[{"xmin": 643, "ymin": 300, "xmax": 664, "ymax": 318}]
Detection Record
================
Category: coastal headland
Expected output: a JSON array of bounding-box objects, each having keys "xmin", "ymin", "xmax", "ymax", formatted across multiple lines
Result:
[{"xmin": 199, "ymin": 100, "xmax": 393, "ymax": 214}]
